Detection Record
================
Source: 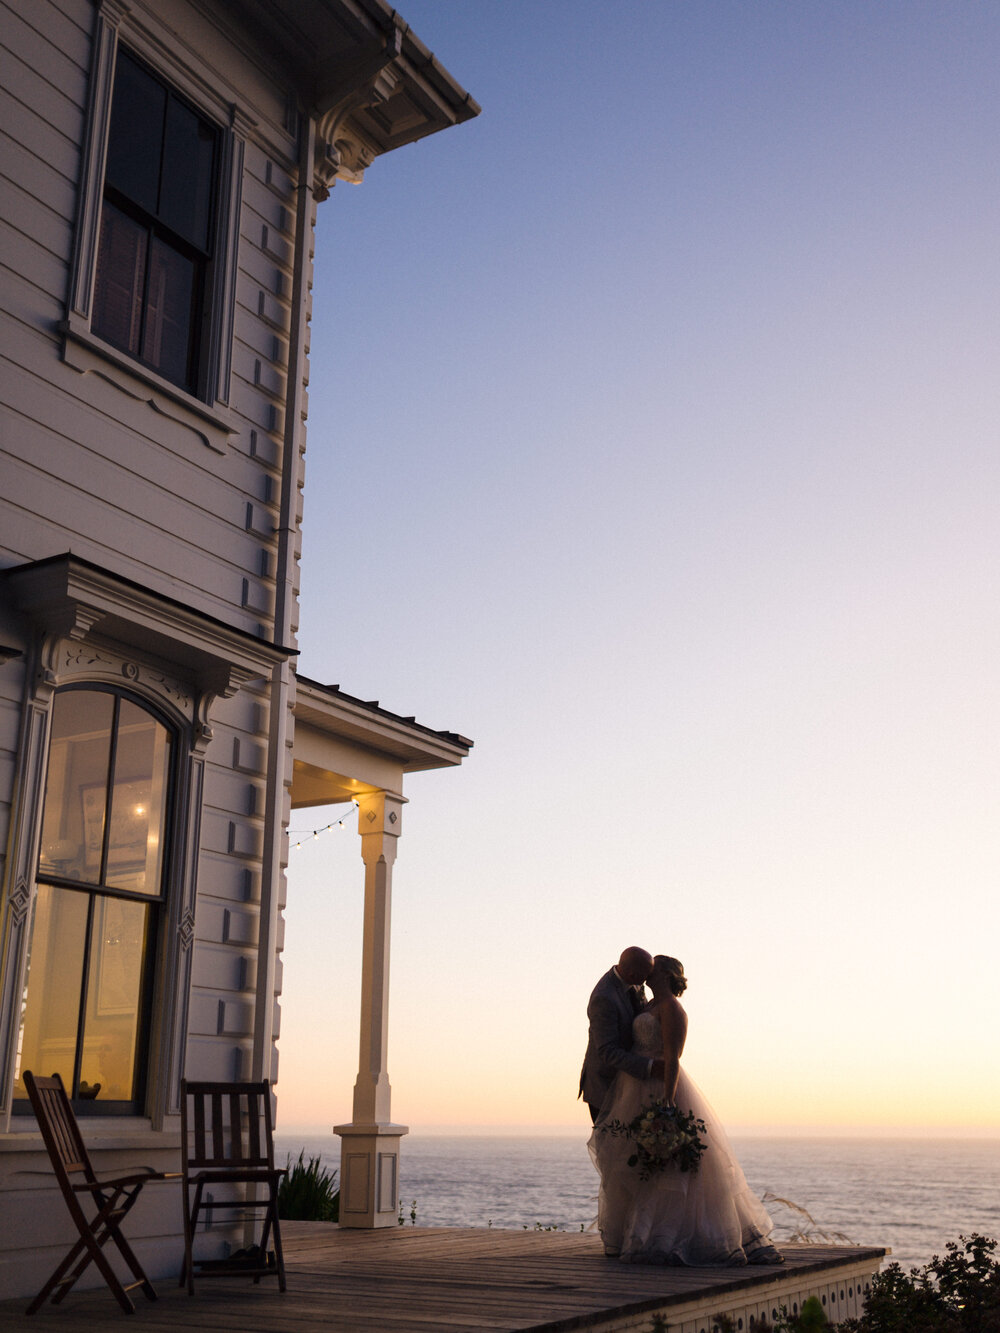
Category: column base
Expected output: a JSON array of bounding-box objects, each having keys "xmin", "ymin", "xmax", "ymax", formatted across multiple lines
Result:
[{"xmin": 333, "ymin": 1122, "xmax": 409, "ymax": 1228}]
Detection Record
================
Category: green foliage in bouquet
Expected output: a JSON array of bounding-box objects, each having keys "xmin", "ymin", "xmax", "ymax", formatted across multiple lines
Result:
[
  {"xmin": 604, "ymin": 1099, "xmax": 708, "ymax": 1180},
  {"xmin": 277, "ymin": 1150, "xmax": 339, "ymax": 1222}
]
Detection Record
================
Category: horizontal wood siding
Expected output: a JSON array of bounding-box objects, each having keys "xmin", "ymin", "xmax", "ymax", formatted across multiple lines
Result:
[
  {"xmin": 0, "ymin": 0, "xmax": 305, "ymax": 648},
  {"xmin": 0, "ymin": 0, "xmax": 322, "ymax": 1295},
  {"xmin": 0, "ymin": 0, "xmax": 308, "ymax": 1159},
  {"xmin": 187, "ymin": 683, "xmax": 275, "ymax": 1079}
]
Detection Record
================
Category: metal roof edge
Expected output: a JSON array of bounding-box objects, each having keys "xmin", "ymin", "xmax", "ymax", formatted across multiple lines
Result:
[{"xmin": 295, "ymin": 672, "xmax": 473, "ymax": 751}]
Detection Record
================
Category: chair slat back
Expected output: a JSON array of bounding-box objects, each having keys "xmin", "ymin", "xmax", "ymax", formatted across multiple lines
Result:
[
  {"xmin": 180, "ymin": 1080, "xmax": 274, "ymax": 1170},
  {"xmin": 22, "ymin": 1071, "xmax": 96, "ymax": 1186}
]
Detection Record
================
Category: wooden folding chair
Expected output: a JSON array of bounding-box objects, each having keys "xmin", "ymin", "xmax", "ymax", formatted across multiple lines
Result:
[
  {"xmin": 178, "ymin": 1079, "xmax": 287, "ymax": 1293},
  {"xmin": 22, "ymin": 1070, "xmax": 178, "ymax": 1315}
]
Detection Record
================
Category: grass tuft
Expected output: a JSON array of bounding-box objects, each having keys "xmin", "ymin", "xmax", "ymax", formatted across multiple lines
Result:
[{"xmin": 278, "ymin": 1150, "xmax": 339, "ymax": 1222}]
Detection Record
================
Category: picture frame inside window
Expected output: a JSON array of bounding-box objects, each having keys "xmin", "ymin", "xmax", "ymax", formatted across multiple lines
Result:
[{"xmin": 81, "ymin": 780, "xmax": 151, "ymax": 880}]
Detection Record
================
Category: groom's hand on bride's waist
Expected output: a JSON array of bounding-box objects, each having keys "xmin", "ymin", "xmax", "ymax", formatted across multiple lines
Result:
[{"xmin": 650, "ymin": 1058, "xmax": 665, "ymax": 1080}]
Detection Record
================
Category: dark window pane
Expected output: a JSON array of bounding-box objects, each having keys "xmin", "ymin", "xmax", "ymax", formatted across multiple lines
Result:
[
  {"xmin": 141, "ymin": 236, "xmax": 196, "ymax": 387},
  {"xmin": 104, "ymin": 51, "xmax": 164, "ymax": 215},
  {"xmin": 93, "ymin": 201, "xmax": 147, "ymax": 357},
  {"xmin": 160, "ymin": 97, "xmax": 216, "ymax": 251},
  {"xmin": 95, "ymin": 50, "xmax": 217, "ymax": 397}
]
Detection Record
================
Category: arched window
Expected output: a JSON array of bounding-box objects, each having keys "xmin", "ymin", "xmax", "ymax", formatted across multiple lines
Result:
[{"xmin": 14, "ymin": 686, "xmax": 174, "ymax": 1114}]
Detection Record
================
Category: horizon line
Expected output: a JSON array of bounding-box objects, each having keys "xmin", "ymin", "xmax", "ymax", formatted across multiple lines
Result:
[{"xmin": 274, "ymin": 1122, "xmax": 1000, "ymax": 1140}]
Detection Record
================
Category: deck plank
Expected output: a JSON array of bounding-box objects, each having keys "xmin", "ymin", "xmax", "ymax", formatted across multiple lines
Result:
[{"xmin": 0, "ymin": 1225, "xmax": 886, "ymax": 1332}]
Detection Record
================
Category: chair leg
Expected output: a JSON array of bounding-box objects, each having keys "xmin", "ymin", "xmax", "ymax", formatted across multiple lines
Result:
[
  {"xmin": 51, "ymin": 1233, "xmax": 120, "ymax": 1311},
  {"xmin": 100, "ymin": 1213, "xmax": 157, "ymax": 1304},
  {"xmin": 27, "ymin": 1222, "xmax": 136, "ymax": 1316},
  {"xmin": 180, "ymin": 1182, "xmax": 204, "ymax": 1295},
  {"xmin": 27, "ymin": 1189, "xmax": 158, "ymax": 1311},
  {"xmin": 271, "ymin": 1208, "xmax": 286, "ymax": 1293},
  {"xmin": 258, "ymin": 1185, "xmax": 286, "ymax": 1292},
  {"xmin": 178, "ymin": 1190, "xmax": 190, "ymax": 1289},
  {"xmin": 26, "ymin": 1239, "xmax": 97, "ymax": 1316},
  {"xmin": 178, "ymin": 1174, "xmax": 287, "ymax": 1295},
  {"xmin": 54, "ymin": 1188, "xmax": 156, "ymax": 1309},
  {"xmin": 254, "ymin": 1189, "xmax": 285, "ymax": 1290}
]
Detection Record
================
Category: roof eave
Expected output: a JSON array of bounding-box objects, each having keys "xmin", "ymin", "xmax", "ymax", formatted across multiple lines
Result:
[{"xmin": 294, "ymin": 674, "xmax": 472, "ymax": 773}]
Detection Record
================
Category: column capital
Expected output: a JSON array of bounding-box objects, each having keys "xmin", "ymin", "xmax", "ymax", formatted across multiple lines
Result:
[
  {"xmin": 356, "ymin": 790, "xmax": 406, "ymax": 861},
  {"xmin": 334, "ymin": 1122, "xmax": 408, "ymax": 1138}
]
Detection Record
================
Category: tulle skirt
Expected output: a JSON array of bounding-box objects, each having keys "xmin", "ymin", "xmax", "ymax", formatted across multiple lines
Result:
[{"xmin": 588, "ymin": 1067, "xmax": 773, "ymax": 1265}]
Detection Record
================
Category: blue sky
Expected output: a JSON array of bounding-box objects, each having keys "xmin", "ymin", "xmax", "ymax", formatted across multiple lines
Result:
[{"xmin": 276, "ymin": 1, "xmax": 1000, "ymax": 1133}]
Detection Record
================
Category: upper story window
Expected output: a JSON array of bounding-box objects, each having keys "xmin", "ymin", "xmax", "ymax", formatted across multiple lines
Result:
[
  {"xmin": 14, "ymin": 687, "xmax": 174, "ymax": 1115},
  {"xmin": 61, "ymin": 9, "xmax": 246, "ymax": 428},
  {"xmin": 92, "ymin": 50, "xmax": 220, "ymax": 396}
]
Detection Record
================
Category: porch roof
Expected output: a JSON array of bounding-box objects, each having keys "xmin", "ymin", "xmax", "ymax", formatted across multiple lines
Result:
[{"xmin": 291, "ymin": 674, "xmax": 472, "ymax": 807}]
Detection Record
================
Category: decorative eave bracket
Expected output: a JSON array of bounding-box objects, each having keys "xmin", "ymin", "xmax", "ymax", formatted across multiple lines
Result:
[{"xmin": 312, "ymin": 26, "xmax": 403, "ymax": 199}]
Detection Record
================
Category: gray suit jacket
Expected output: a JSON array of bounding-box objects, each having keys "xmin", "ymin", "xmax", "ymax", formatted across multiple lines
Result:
[{"xmin": 578, "ymin": 967, "xmax": 649, "ymax": 1113}]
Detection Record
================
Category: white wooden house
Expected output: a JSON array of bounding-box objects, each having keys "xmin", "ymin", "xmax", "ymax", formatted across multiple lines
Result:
[{"xmin": 0, "ymin": 0, "xmax": 475, "ymax": 1299}]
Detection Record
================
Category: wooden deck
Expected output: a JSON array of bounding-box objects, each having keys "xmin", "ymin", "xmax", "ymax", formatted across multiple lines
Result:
[{"xmin": 0, "ymin": 1224, "xmax": 886, "ymax": 1332}]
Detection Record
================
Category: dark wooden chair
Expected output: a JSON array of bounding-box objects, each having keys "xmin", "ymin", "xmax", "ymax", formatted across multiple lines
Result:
[
  {"xmin": 178, "ymin": 1079, "xmax": 287, "ymax": 1293},
  {"xmin": 22, "ymin": 1070, "xmax": 178, "ymax": 1315}
]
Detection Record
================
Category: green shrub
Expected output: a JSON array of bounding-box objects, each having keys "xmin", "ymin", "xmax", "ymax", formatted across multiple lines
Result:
[
  {"xmin": 277, "ymin": 1150, "xmax": 339, "ymax": 1222},
  {"xmin": 838, "ymin": 1234, "xmax": 1000, "ymax": 1332}
]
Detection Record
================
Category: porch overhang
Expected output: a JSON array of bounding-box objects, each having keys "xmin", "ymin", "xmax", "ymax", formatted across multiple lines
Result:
[
  {"xmin": 288, "ymin": 676, "xmax": 471, "ymax": 1226},
  {"xmin": 291, "ymin": 674, "xmax": 472, "ymax": 807}
]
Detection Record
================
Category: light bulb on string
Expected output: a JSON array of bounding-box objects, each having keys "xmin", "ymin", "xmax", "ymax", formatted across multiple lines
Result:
[{"xmin": 288, "ymin": 800, "xmax": 359, "ymax": 849}]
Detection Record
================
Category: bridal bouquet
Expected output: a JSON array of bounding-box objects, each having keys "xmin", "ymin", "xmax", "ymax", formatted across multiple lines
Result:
[{"xmin": 604, "ymin": 1101, "xmax": 708, "ymax": 1180}]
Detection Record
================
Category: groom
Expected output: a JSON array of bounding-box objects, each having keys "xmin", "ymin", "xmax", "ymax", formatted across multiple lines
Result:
[{"xmin": 579, "ymin": 946, "xmax": 665, "ymax": 1123}]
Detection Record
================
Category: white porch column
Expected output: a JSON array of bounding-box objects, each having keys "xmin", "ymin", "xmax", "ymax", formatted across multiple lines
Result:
[{"xmin": 334, "ymin": 789, "xmax": 408, "ymax": 1227}]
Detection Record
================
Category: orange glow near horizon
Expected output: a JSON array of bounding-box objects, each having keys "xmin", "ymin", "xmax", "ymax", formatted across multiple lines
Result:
[{"xmin": 274, "ymin": 822, "xmax": 1000, "ymax": 1138}]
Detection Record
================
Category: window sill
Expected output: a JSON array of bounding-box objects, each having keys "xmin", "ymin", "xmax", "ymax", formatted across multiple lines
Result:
[
  {"xmin": 0, "ymin": 1120, "xmax": 181, "ymax": 1153},
  {"xmin": 60, "ymin": 316, "xmax": 239, "ymax": 454}
]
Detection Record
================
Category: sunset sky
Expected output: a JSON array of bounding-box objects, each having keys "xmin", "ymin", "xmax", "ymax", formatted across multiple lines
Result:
[{"xmin": 274, "ymin": 1, "xmax": 1000, "ymax": 1136}]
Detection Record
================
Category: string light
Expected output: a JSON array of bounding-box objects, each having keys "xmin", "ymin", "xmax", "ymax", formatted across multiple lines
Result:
[{"xmin": 289, "ymin": 799, "xmax": 360, "ymax": 851}]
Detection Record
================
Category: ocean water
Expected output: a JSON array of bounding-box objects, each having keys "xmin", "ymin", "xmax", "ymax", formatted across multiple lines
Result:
[{"xmin": 273, "ymin": 1132, "xmax": 1000, "ymax": 1274}]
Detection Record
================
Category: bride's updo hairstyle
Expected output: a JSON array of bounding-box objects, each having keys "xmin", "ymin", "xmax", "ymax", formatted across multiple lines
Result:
[{"xmin": 652, "ymin": 955, "xmax": 687, "ymax": 996}]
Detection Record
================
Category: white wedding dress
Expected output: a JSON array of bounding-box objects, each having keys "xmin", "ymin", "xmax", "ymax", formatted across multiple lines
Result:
[{"xmin": 588, "ymin": 1011, "xmax": 775, "ymax": 1265}]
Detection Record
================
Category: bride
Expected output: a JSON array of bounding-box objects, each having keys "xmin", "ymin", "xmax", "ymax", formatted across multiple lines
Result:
[{"xmin": 589, "ymin": 954, "xmax": 783, "ymax": 1266}]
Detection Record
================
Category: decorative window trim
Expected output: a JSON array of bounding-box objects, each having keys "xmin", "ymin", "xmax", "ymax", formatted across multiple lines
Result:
[
  {"xmin": 15, "ymin": 684, "xmax": 177, "ymax": 1116},
  {"xmin": 63, "ymin": 0, "xmax": 249, "ymax": 446},
  {"xmin": 1, "ymin": 553, "xmax": 293, "ymax": 710},
  {"xmin": 60, "ymin": 316, "xmax": 237, "ymax": 452},
  {"xmin": 0, "ymin": 555, "xmax": 293, "ymax": 1134}
]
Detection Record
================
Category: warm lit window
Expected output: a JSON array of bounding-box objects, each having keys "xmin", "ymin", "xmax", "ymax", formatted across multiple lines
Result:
[
  {"xmin": 91, "ymin": 49, "xmax": 219, "ymax": 395},
  {"xmin": 14, "ymin": 687, "xmax": 173, "ymax": 1114}
]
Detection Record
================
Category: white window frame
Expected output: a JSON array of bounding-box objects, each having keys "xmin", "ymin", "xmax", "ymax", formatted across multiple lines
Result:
[
  {"xmin": 0, "ymin": 555, "xmax": 292, "ymax": 1135},
  {"xmin": 15, "ymin": 682, "xmax": 180, "ymax": 1117},
  {"xmin": 61, "ymin": 0, "xmax": 248, "ymax": 448}
]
